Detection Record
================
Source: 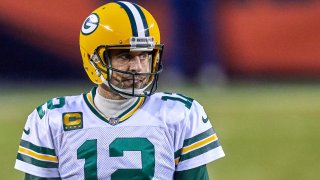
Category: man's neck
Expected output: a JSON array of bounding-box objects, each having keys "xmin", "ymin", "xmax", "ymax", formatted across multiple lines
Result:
[
  {"xmin": 97, "ymin": 84, "xmax": 124, "ymax": 100},
  {"xmin": 94, "ymin": 85, "xmax": 138, "ymax": 118}
]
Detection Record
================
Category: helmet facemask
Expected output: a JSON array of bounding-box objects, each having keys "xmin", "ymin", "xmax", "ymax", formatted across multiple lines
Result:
[{"xmin": 89, "ymin": 43, "xmax": 163, "ymax": 98}]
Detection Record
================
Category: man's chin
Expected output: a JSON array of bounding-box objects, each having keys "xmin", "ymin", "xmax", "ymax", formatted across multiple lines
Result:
[{"xmin": 111, "ymin": 82, "xmax": 147, "ymax": 90}]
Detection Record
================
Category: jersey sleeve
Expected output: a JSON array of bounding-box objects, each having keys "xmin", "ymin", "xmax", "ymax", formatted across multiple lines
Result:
[
  {"xmin": 174, "ymin": 100, "xmax": 225, "ymax": 171},
  {"xmin": 14, "ymin": 105, "xmax": 60, "ymax": 178}
]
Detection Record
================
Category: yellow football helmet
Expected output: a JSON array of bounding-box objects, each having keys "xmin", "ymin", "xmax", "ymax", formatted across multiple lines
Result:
[{"xmin": 80, "ymin": 1, "xmax": 163, "ymax": 97}]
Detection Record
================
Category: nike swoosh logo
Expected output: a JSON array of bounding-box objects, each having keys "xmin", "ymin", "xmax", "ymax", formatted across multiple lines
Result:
[
  {"xmin": 202, "ymin": 116, "xmax": 209, "ymax": 123},
  {"xmin": 23, "ymin": 128, "xmax": 30, "ymax": 135}
]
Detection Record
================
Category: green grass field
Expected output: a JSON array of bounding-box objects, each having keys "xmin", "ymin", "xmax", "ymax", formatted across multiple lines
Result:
[{"xmin": 1, "ymin": 82, "xmax": 319, "ymax": 179}]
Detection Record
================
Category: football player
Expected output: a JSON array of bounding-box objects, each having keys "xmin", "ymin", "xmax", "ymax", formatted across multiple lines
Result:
[{"xmin": 15, "ymin": 1, "xmax": 225, "ymax": 179}]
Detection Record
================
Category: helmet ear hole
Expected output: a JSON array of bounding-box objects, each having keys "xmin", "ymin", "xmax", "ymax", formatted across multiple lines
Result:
[{"xmin": 102, "ymin": 48, "xmax": 110, "ymax": 66}]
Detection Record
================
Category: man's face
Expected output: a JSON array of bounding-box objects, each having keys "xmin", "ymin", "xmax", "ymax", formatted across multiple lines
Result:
[{"xmin": 108, "ymin": 49, "xmax": 152, "ymax": 89}]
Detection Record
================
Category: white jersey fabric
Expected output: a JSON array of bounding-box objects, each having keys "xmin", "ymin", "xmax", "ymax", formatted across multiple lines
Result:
[{"xmin": 15, "ymin": 87, "xmax": 225, "ymax": 179}]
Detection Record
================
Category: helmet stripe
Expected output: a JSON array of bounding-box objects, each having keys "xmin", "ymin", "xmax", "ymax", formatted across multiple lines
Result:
[
  {"xmin": 117, "ymin": 1, "xmax": 148, "ymax": 37},
  {"xmin": 132, "ymin": 3, "xmax": 150, "ymax": 37},
  {"xmin": 116, "ymin": 1, "xmax": 138, "ymax": 36}
]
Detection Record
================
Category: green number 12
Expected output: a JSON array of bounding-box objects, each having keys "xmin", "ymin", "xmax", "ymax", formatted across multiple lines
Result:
[{"xmin": 77, "ymin": 138, "xmax": 155, "ymax": 180}]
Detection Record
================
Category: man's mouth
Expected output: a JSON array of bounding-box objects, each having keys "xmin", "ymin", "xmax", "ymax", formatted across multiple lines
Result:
[{"xmin": 122, "ymin": 78, "xmax": 145, "ymax": 83}]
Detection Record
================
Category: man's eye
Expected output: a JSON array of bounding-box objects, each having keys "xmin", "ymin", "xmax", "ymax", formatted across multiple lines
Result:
[
  {"xmin": 119, "ymin": 54, "xmax": 130, "ymax": 60},
  {"xmin": 139, "ymin": 53, "xmax": 148, "ymax": 59}
]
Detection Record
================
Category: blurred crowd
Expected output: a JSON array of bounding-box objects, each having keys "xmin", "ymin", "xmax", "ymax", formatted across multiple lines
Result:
[{"xmin": 1, "ymin": 0, "xmax": 320, "ymax": 84}]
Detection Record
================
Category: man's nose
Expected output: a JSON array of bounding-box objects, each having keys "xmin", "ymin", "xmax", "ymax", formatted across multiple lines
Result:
[{"xmin": 128, "ymin": 56, "xmax": 143, "ymax": 72}]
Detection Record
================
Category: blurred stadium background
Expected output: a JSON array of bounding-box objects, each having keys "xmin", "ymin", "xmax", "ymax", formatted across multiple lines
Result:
[{"xmin": 1, "ymin": 0, "xmax": 320, "ymax": 179}]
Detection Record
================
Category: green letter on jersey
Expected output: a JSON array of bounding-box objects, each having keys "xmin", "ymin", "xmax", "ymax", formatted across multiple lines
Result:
[
  {"xmin": 77, "ymin": 139, "xmax": 98, "ymax": 180},
  {"xmin": 47, "ymin": 97, "xmax": 65, "ymax": 109},
  {"xmin": 109, "ymin": 138, "xmax": 155, "ymax": 180},
  {"xmin": 161, "ymin": 93, "xmax": 193, "ymax": 109},
  {"xmin": 77, "ymin": 138, "xmax": 155, "ymax": 180},
  {"xmin": 36, "ymin": 97, "xmax": 66, "ymax": 119}
]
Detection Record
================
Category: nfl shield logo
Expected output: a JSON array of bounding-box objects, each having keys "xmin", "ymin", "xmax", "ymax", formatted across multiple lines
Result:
[{"xmin": 109, "ymin": 117, "xmax": 119, "ymax": 126}]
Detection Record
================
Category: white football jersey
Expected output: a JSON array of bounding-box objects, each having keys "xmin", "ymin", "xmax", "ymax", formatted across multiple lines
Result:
[{"xmin": 15, "ymin": 87, "xmax": 225, "ymax": 179}]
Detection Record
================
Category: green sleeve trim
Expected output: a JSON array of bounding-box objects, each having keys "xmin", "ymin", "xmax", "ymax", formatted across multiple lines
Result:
[
  {"xmin": 25, "ymin": 173, "xmax": 61, "ymax": 180},
  {"xmin": 20, "ymin": 140, "xmax": 56, "ymax": 156},
  {"xmin": 17, "ymin": 153, "xmax": 58, "ymax": 168},
  {"xmin": 183, "ymin": 128, "xmax": 215, "ymax": 147},
  {"xmin": 180, "ymin": 140, "xmax": 221, "ymax": 162},
  {"xmin": 174, "ymin": 165, "xmax": 210, "ymax": 180},
  {"xmin": 174, "ymin": 128, "xmax": 217, "ymax": 160}
]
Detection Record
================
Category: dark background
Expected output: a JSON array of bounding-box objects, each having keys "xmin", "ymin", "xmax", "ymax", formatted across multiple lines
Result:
[{"xmin": 1, "ymin": 0, "xmax": 320, "ymax": 83}]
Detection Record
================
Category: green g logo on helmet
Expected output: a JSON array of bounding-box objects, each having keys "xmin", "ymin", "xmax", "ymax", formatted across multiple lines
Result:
[{"xmin": 81, "ymin": 13, "xmax": 99, "ymax": 35}]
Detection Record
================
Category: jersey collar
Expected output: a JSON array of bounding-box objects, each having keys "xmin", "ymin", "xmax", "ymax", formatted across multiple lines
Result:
[{"xmin": 83, "ymin": 87, "xmax": 146, "ymax": 125}]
